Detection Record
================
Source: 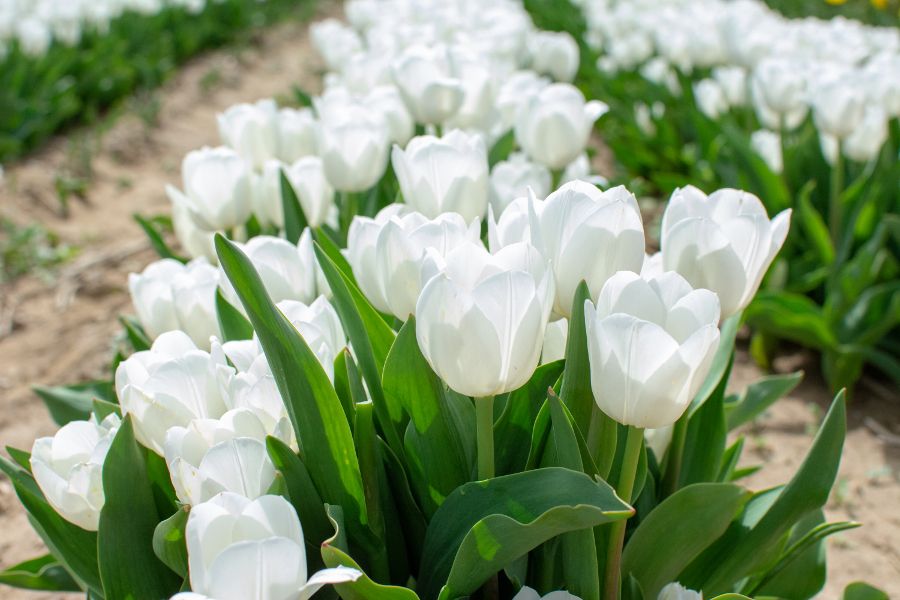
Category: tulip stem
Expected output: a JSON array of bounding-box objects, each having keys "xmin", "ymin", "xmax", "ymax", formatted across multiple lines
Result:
[
  {"xmin": 551, "ymin": 169, "xmax": 564, "ymax": 191},
  {"xmin": 829, "ymin": 146, "xmax": 844, "ymax": 246},
  {"xmin": 476, "ymin": 396, "xmax": 495, "ymax": 480},
  {"xmin": 603, "ymin": 425, "xmax": 643, "ymax": 600}
]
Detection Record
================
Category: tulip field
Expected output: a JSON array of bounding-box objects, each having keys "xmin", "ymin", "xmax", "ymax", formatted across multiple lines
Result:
[{"xmin": 0, "ymin": 0, "xmax": 897, "ymax": 600}]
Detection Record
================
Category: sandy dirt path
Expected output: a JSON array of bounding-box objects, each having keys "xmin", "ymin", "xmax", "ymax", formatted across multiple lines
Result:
[{"xmin": 0, "ymin": 5, "xmax": 898, "ymax": 598}]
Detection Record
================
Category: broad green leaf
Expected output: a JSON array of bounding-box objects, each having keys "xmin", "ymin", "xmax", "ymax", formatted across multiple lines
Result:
[
  {"xmin": 33, "ymin": 380, "xmax": 116, "ymax": 426},
  {"xmin": 99, "ymin": 416, "xmax": 181, "ymax": 599},
  {"xmin": 134, "ymin": 213, "xmax": 187, "ymax": 263},
  {"xmin": 796, "ymin": 188, "xmax": 834, "ymax": 265},
  {"xmin": 0, "ymin": 455, "xmax": 101, "ymax": 593},
  {"xmin": 215, "ymin": 288, "xmax": 253, "ymax": 341},
  {"xmin": 700, "ymin": 393, "xmax": 847, "ymax": 595},
  {"xmin": 843, "ymin": 582, "xmax": 889, "ymax": 600},
  {"xmin": 679, "ymin": 357, "xmax": 730, "ymax": 487},
  {"xmin": 152, "ymin": 508, "xmax": 189, "ymax": 579},
  {"xmin": 744, "ymin": 292, "xmax": 836, "ymax": 350},
  {"xmin": 120, "ymin": 315, "xmax": 152, "ymax": 351},
  {"xmin": 216, "ymin": 234, "xmax": 368, "ymax": 528},
  {"xmin": 622, "ymin": 483, "xmax": 750, "ymax": 599},
  {"xmin": 280, "ymin": 169, "xmax": 309, "ymax": 244},
  {"xmin": 355, "ymin": 402, "xmax": 385, "ymax": 541},
  {"xmin": 383, "ymin": 319, "xmax": 471, "ymax": 514},
  {"xmin": 321, "ymin": 507, "xmax": 421, "ymax": 600},
  {"xmin": 726, "ymin": 372, "xmax": 803, "ymax": 430},
  {"xmin": 6, "ymin": 445, "xmax": 31, "ymax": 471},
  {"xmin": 494, "ymin": 360, "xmax": 564, "ymax": 475},
  {"xmin": 379, "ymin": 439, "xmax": 428, "ymax": 569},
  {"xmin": 488, "ymin": 130, "xmax": 516, "ymax": 167},
  {"xmin": 0, "ymin": 554, "xmax": 79, "ymax": 591},
  {"xmin": 313, "ymin": 243, "xmax": 404, "ymax": 458},
  {"xmin": 92, "ymin": 398, "xmax": 121, "ymax": 421},
  {"xmin": 418, "ymin": 467, "xmax": 633, "ymax": 600},
  {"xmin": 312, "ymin": 227, "xmax": 356, "ymax": 282}
]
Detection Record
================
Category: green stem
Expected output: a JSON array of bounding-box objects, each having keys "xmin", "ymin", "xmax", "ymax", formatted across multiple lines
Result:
[
  {"xmin": 476, "ymin": 396, "xmax": 495, "ymax": 480},
  {"xmin": 551, "ymin": 168, "xmax": 564, "ymax": 191},
  {"xmin": 829, "ymin": 145, "xmax": 845, "ymax": 247},
  {"xmin": 603, "ymin": 425, "xmax": 643, "ymax": 600}
]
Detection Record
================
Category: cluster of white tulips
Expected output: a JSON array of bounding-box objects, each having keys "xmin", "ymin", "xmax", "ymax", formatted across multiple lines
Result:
[
  {"xmin": 0, "ymin": 0, "xmax": 229, "ymax": 58},
  {"xmin": 12, "ymin": 1, "xmax": 816, "ymax": 599},
  {"xmin": 577, "ymin": 0, "xmax": 900, "ymax": 167}
]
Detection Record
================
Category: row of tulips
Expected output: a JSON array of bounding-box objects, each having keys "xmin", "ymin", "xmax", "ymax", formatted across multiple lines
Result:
[
  {"xmin": 0, "ymin": 0, "xmax": 311, "ymax": 162},
  {"xmin": 527, "ymin": 0, "xmax": 900, "ymax": 393},
  {"xmin": 0, "ymin": 1, "xmax": 880, "ymax": 600}
]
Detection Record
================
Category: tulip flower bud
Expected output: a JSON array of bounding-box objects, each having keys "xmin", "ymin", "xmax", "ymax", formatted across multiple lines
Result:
[
  {"xmin": 585, "ymin": 271, "xmax": 721, "ymax": 429},
  {"xmin": 694, "ymin": 79, "xmax": 729, "ymax": 120},
  {"xmin": 318, "ymin": 104, "xmax": 391, "ymax": 193},
  {"xmin": 812, "ymin": 80, "xmax": 867, "ymax": 140},
  {"xmin": 217, "ymin": 100, "xmax": 280, "ymax": 170},
  {"xmin": 512, "ymin": 181, "xmax": 645, "ymax": 317},
  {"xmin": 529, "ymin": 31, "xmax": 580, "ymax": 83},
  {"xmin": 391, "ymin": 43, "xmax": 465, "ymax": 125},
  {"xmin": 276, "ymin": 107, "xmax": 319, "ymax": 163},
  {"xmin": 167, "ymin": 146, "xmax": 253, "ymax": 232},
  {"xmin": 661, "ymin": 186, "xmax": 791, "ymax": 317},
  {"xmin": 115, "ymin": 331, "xmax": 233, "ymax": 454},
  {"xmin": 489, "ymin": 153, "xmax": 551, "ymax": 216},
  {"xmin": 843, "ymin": 106, "xmax": 889, "ymax": 163},
  {"xmin": 30, "ymin": 413, "xmax": 121, "ymax": 531},
  {"xmin": 712, "ymin": 66, "xmax": 748, "ymax": 107},
  {"xmin": 129, "ymin": 258, "xmax": 221, "ymax": 350},
  {"xmin": 750, "ymin": 130, "xmax": 783, "ymax": 174},
  {"xmin": 172, "ymin": 201, "xmax": 217, "ymax": 263},
  {"xmin": 347, "ymin": 207, "xmax": 481, "ymax": 320},
  {"xmin": 174, "ymin": 492, "xmax": 360, "ymax": 600},
  {"xmin": 515, "ymin": 83, "xmax": 608, "ymax": 170},
  {"xmin": 513, "ymin": 586, "xmax": 581, "ymax": 600},
  {"xmin": 658, "ymin": 583, "xmax": 703, "ymax": 600},
  {"xmin": 367, "ymin": 85, "xmax": 415, "ymax": 146},
  {"xmin": 416, "ymin": 241, "xmax": 554, "ymax": 398},
  {"xmin": 392, "ymin": 129, "xmax": 489, "ymax": 222},
  {"xmin": 495, "ymin": 70, "xmax": 550, "ymax": 135},
  {"xmin": 750, "ymin": 58, "xmax": 808, "ymax": 130}
]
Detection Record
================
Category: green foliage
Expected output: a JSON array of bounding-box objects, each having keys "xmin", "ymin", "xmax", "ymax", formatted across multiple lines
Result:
[{"xmin": 0, "ymin": 218, "xmax": 77, "ymax": 283}]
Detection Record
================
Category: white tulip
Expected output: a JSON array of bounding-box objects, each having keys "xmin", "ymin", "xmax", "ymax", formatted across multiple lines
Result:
[
  {"xmin": 277, "ymin": 108, "xmax": 319, "ymax": 163},
  {"xmin": 489, "ymin": 153, "xmax": 551, "ymax": 216},
  {"xmin": 367, "ymin": 85, "xmax": 415, "ymax": 146},
  {"xmin": 30, "ymin": 413, "xmax": 121, "ymax": 531},
  {"xmin": 712, "ymin": 66, "xmax": 748, "ymax": 107},
  {"xmin": 529, "ymin": 31, "xmax": 580, "ymax": 83},
  {"xmin": 310, "ymin": 18, "xmax": 362, "ymax": 71},
  {"xmin": 658, "ymin": 582, "xmax": 703, "ymax": 600},
  {"xmin": 173, "ymin": 493, "xmax": 360, "ymax": 600},
  {"xmin": 217, "ymin": 100, "xmax": 280, "ymax": 170},
  {"xmin": 172, "ymin": 200, "xmax": 218, "ymax": 263},
  {"xmin": 392, "ymin": 129, "xmax": 489, "ymax": 222},
  {"xmin": 165, "ymin": 410, "xmax": 288, "ymax": 505},
  {"xmin": 129, "ymin": 258, "xmax": 221, "ymax": 349},
  {"xmin": 812, "ymin": 81, "xmax": 867, "ymax": 140},
  {"xmin": 750, "ymin": 130, "xmax": 783, "ymax": 174},
  {"xmin": 750, "ymin": 58, "xmax": 808, "ymax": 130},
  {"xmin": 644, "ymin": 425, "xmax": 675, "ymax": 461},
  {"xmin": 391, "ymin": 43, "xmax": 464, "ymax": 125},
  {"xmin": 443, "ymin": 46, "xmax": 496, "ymax": 133},
  {"xmin": 585, "ymin": 271, "xmax": 721, "ymax": 429},
  {"xmin": 167, "ymin": 147, "xmax": 253, "ymax": 232},
  {"xmin": 16, "ymin": 18, "xmax": 51, "ymax": 57},
  {"xmin": 693, "ymin": 79, "xmax": 729, "ymax": 120},
  {"xmin": 513, "ymin": 586, "xmax": 581, "ymax": 600},
  {"xmin": 661, "ymin": 186, "xmax": 791, "ymax": 317},
  {"xmin": 519, "ymin": 181, "xmax": 645, "ymax": 317},
  {"xmin": 115, "ymin": 331, "xmax": 232, "ymax": 454},
  {"xmin": 640, "ymin": 58, "xmax": 680, "ymax": 97},
  {"xmin": 416, "ymin": 241, "xmax": 554, "ymax": 398},
  {"xmin": 843, "ymin": 106, "xmax": 889, "ymax": 163},
  {"xmin": 283, "ymin": 157, "xmax": 335, "ymax": 228},
  {"xmin": 347, "ymin": 208, "xmax": 480, "ymax": 319},
  {"xmin": 541, "ymin": 318, "xmax": 568, "ymax": 365},
  {"xmin": 494, "ymin": 70, "xmax": 550, "ymax": 135},
  {"xmin": 318, "ymin": 105, "xmax": 390, "ymax": 193},
  {"xmin": 515, "ymin": 83, "xmax": 608, "ymax": 170}
]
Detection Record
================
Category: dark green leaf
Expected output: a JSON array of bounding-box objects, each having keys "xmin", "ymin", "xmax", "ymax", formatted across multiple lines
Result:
[
  {"xmin": 689, "ymin": 313, "xmax": 740, "ymax": 415},
  {"xmin": 843, "ymin": 582, "xmax": 889, "ymax": 600},
  {"xmin": 134, "ymin": 214, "xmax": 187, "ymax": 263},
  {"xmin": 33, "ymin": 381, "xmax": 116, "ymax": 426},
  {"xmin": 280, "ymin": 170, "xmax": 308, "ymax": 244},
  {"xmin": 0, "ymin": 554, "xmax": 79, "ymax": 591},
  {"xmin": 99, "ymin": 416, "xmax": 181, "ymax": 598},
  {"xmin": 726, "ymin": 371, "xmax": 803, "ymax": 431},
  {"xmin": 120, "ymin": 315, "xmax": 152, "ymax": 352},
  {"xmin": 744, "ymin": 292, "xmax": 836, "ymax": 351},
  {"xmin": 419, "ymin": 467, "xmax": 633, "ymax": 600},
  {"xmin": 152, "ymin": 508, "xmax": 189, "ymax": 579},
  {"xmin": 215, "ymin": 288, "xmax": 253, "ymax": 342}
]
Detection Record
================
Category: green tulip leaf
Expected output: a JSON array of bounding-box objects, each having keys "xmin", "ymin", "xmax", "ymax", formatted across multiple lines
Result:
[
  {"xmin": 688, "ymin": 312, "xmax": 740, "ymax": 415},
  {"xmin": 120, "ymin": 315, "xmax": 153, "ymax": 352},
  {"xmin": 313, "ymin": 242, "xmax": 405, "ymax": 458},
  {"xmin": 215, "ymin": 288, "xmax": 253, "ymax": 342},
  {"xmin": 680, "ymin": 358, "xmax": 730, "ymax": 487},
  {"xmin": 216, "ymin": 234, "xmax": 368, "ymax": 528},
  {"xmin": 133, "ymin": 213, "xmax": 188, "ymax": 263},
  {"xmin": 99, "ymin": 416, "xmax": 181, "ymax": 599},
  {"xmin": 744, "ymin": 292, "xmax": 836, "ymax": 351},
  {"xmin": 0, "ymin": 455, "xmax": 101, "ymax": 594},
  {"xmin": 280, "ymin": 169, "xmax": 309, "ymax": 244},
  {"xmin": 622, "ymin": 483, "xmax": 751, "ymax": 599},
  {"xmin": 0, "ymin": 554, "xmax": 79, "ymax": 591},
  {"xmin": 33, "ymin": 380, "xmax": 116, "ymax": 427},
  {"xmin": 152, "ymin": 508, "xmax": 189, "ymax": 579},
  {"xmin": 419, "ymin": 467, "xmax": 633, "ymax": 600},
  {"xmin": 726, "ymin": 371, "xmax": 803, "ymax": 431},
  {"xmin": 312, "ymin": 227, "xmax": 357, "ymax": 282},
  {"xmin": 843, "ymin": 582, "xmax": 889, "ymax": 600}
]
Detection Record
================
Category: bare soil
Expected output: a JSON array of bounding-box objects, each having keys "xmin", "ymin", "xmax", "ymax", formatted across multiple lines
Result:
[{"xmin": 0, "ymin": 8, "xmax": 898, "ymax": 599}]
